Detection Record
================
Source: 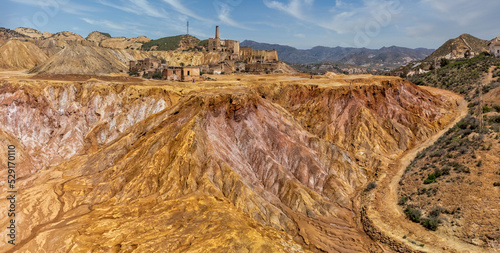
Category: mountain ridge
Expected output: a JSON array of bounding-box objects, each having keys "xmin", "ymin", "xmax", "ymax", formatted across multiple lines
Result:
[{"xmin": 241, "ymin": 40, "xmax": 435, "ymax": 70}]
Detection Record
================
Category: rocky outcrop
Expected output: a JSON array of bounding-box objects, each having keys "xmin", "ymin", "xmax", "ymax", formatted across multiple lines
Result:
[
  {"xmin": 49, "ymin": 31, "xmax": 84, "ymax": 41},
  {"xmin": 86, "ymin": 31, "xmax": 150, "ymax": 49},
  {"xmin": 85, "ymin": 31, "xmax": 110, "ymax": 44}
]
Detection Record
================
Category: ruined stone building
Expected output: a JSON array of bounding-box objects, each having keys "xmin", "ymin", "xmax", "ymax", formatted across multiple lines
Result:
[
  {"xmin": 129, "ymin": 58, "xmax": 161, "ymax": 72},
  {"xmin": 239, "ymin": 46, "xmax": 278, "ymax": 63},
  {"xmin": 129, "ymin": 58, "xmax": 200, "ymax": 81},
  {"xmin": 490, "ymin": 37, "xmax": 500, "ymax": 56},
  {"xmin": 162, "ymin": 66, "xmax": 200, "ymax": 81},
  {"xmin": 208, "ymin": 26, "xmax": 240, "ymax": 60},
  {"xmin": 207, "ymin": 26, "xmax": 279, "ymax": 64}
]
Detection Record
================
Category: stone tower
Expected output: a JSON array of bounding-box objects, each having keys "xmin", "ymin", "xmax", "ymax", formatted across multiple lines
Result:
[{"xmin": 216, "ymin": 26, "xmax": 219, "ymax": 39}]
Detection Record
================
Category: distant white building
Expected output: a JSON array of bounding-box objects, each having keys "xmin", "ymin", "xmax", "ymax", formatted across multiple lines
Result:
[{"xmin": 490, "ymin": 37, "xmax": 500, "ymax": 56}]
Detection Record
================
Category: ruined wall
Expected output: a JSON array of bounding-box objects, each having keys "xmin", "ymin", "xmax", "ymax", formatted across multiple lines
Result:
[{"xmin": 240, "ymin": 47, "xmax": 278, "ymax": 63}]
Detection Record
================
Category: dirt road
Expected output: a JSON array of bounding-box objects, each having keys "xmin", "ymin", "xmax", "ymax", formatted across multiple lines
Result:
[{"xmin": 362, "ymin": 87, "xmax": 488, "ymax": 253}]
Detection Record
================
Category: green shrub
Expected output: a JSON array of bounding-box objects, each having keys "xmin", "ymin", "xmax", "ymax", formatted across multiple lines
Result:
[
  {"xmin": 429, "ymin": 206, "xmax": 442, "ymax": 217},
  {"xmin": 424, "ymin": 173, "xmax": 437, "ymax": 184},
  {"xmin": 489, "ymin": 115, "xmax": 500, "ymax": 124},
  {"xmin": 405, "ymin": 206, "xmax": 422, "ymax": 223},
  {"xmin": 421, "ymin": 217, "xmax": 440, "ymax": 231},
  {"xmin": 129, "ymin": 70, "xmax": 139, "ymax": 76},
  {"xmin": 152, "ymin": 71, "xmax": 162, "ymax": 80},
  {"xmin": 483, "ymin": 106, "xmax": 491, "ymax": 113},
  {"xmin": 434, "ymin": 169, "xmax": 443, "ymax": 177},
  {"xmin": 398, "ymin": 196, "xmax": 409, "ymax": 205},
  {"xmin": 493, "ymin": 104, "xmax": 500, "ymax": 112}
]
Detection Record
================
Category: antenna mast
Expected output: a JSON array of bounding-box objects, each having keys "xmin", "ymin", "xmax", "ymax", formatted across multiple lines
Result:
[{"xmin": 187, "ymin": 21, "xmax": 189, "ymax": 35}]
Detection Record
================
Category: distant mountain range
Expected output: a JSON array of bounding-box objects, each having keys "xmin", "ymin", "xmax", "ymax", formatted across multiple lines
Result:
[{"xmin": 240, "ymin": 40, "xmax": 434, "ymax": 71}]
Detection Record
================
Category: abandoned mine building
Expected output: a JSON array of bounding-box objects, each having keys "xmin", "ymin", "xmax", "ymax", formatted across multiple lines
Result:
[
  {"xmin": 129, "ymin": 58, "xmax": 200, "ymax": 82},
  {"xmin": 129, "ymin": 25, "xmax": 282, "ymax": 79}
]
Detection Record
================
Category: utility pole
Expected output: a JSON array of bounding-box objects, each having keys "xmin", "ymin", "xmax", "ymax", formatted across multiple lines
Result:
[{"xmin": 187, "ymin": 21, "xmax": 189, "ymax": 35}]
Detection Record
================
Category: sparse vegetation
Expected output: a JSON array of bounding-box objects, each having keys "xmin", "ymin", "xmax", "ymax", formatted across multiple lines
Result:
[
  {"xmin": 398, "ymin": 196, "xmax": 408, "ymax": 205},
  {"xmin": 399, "ymin": 38, "xmax": 500, "ymax": 242},
  {"xmin": 142, "ymin": 35, "xmax": 201, "ymax": 51},
  {"xmin": 405, "ymin": 206, "xmax": 422, "ymax": 223},
  {"xmin": 152, "ymin": 71, "xmax": 162, "ymax": 80},
  {"xmin": 406, "ymin": 54, "xmax": 500, "ymax": 98},
  {"xmin": 424, "ymin": 173, "xmax": 437, "ymax": 184},
  {"xmin": 365, "ymin": 182, "xmax": 377, "ymax": 191},
  {"xmin": 129, "ymin": 70, "xmax": 139, "ymax": 76},
  {"xmin": 421, "ymin": 217, "xmax": 440, "ymax": 231}
]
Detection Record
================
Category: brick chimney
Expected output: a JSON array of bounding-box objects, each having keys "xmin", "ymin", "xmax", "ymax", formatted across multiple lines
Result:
[{"xmin": 216, "ymin": 26, "xmax": 219, "ymax": 39}]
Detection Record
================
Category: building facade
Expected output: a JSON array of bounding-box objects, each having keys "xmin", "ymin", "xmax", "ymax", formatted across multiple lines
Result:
[
  {"xmin": 490, "ymin": 37, "xmax": 500, "ymax": 56},
  {"xmin": 208, "ymin": 26, "xmax": 240, "ymax": 60},
  {"xmin": 129, "ymin": 58, "xmax": 200, "ymax": 81},
  {"xmin": 162, "ymin": 66, "xmax": 200, "ymax": 81},
  {"xmin": 239, "ymin": 47, "xmax": 278, "ymax": 63}
]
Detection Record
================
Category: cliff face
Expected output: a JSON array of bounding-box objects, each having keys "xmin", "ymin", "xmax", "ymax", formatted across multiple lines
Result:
[
  {"xmin": 0, "ymin": 75, "xmax": 460, "ymax": 252},
  {"xmin": 0, "ymin": 80, "xmax": 181, "ymax": 177}
]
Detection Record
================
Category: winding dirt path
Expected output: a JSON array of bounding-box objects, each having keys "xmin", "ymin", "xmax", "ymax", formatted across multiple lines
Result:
[{"xmin": 362, "ymin": 87, "xmax": 487, "ymax": 253}]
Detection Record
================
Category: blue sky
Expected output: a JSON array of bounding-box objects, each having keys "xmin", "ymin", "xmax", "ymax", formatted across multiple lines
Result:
[{"xmin": 1, "ymin": 0, "xmax": 500, "ymax": 49}]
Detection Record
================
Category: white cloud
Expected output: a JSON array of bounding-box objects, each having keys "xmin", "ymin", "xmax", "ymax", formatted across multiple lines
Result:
[
  {"xmin": 321, "ymin": 0, "xmax": 402, "ymax": 34},
  {"xmin": 97, "ymin": 0, "xmax": 166, "ymax": 18},
  {"xmin": 162, "ymin": 0, "xmax": 209, "ymax": 22},
  {"xmin": 263, "ymin": 0, "xmax": 314, "ymax": 20},
  {"xmin": 420, "ymin": 0, "xmax": 500, "ymax": 26},
  {"xmin": 216, "ymin": 4, "xmax": 252, "ymax": 30},
  {"xmin": 81, "ymin": 18, "xmax": 128, "ymax": 31},
  {"xmin": 8, "ymin": 0, "xmax": 98, "ymax": 15}
]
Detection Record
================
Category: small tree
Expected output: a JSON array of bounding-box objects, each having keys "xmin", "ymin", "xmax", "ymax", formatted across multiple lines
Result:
[
  {"xmin": 440, "ymin": 58, "xmax": 450, "ymax": 67},
  {"xmin": 405, "ymin": 206, "xmax": 422, "ymax": 223},
  {"xmin": 152, "ymin": 71, "xmax": 162, "ymax": 80}
]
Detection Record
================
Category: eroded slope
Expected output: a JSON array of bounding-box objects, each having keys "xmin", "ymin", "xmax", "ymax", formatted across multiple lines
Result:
[{"xmin": 0, "ymin": 74, "xmax": 459, "ymax": 252}]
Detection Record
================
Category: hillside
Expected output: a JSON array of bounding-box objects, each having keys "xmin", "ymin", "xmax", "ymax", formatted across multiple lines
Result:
[
  {"xmin": 424, "ymin": 34, "xmax": 489, "ymax": 61},
  {"xmin": 0, "ymin": 73, "xmax": 460, "ymax": 252},
  {"xmin": 399, "ymin": 53, "xmax": 500, "ymax": 247},
  {"xmin": 85, "ymin": 31, "xmax": 111, "ymax": 43},
  {"xmin": 406, "ymin": 53, "xmax": 500, "ymax": 97},
  {"xmin": 141, "ymin": 34, "xmax": 202, "ymax": 51},
  {"xmin": 0, "ymin": 40, "xmax": 48, "ymax": 70},
  {"xmin": 288, "ymin": 62, "xmax": 374, "ymax": 75},
  {"xmin": 29, "ymin": 45, "xmax": 129, "ymax": 75},
  {"xmin": 241, "ymin": 40, "xmax": 434, "ymax": 71}
]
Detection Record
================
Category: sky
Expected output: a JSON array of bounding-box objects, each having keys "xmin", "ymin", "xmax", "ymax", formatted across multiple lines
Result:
[{"xmin": 1, "ymin": 0, "xmax": 500, "ymax": 49}]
